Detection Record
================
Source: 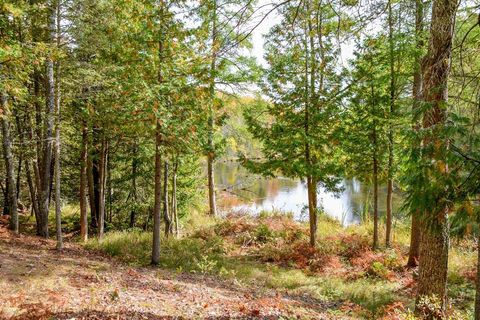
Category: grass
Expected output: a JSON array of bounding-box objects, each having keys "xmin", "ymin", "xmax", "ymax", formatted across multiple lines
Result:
[{"xmin": 81, "ymin": 210, "xmax": 476, "ymax": 319}]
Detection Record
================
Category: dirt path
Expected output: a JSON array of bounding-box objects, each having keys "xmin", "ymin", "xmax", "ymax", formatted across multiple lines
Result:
[{"xmin": 0, "ymin": 226, "xmax": 335, "ymax": 319}]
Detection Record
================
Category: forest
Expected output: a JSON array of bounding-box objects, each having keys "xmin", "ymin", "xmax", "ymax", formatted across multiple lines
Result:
[{"xmin": 0, "ymin": 0, "xmax": 480, "ymax": 319}]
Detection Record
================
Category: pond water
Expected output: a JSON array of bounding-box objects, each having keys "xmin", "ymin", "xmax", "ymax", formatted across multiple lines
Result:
[{"xmin": 215, "ymin": 162, "xmax": 402, "ymax": 226}]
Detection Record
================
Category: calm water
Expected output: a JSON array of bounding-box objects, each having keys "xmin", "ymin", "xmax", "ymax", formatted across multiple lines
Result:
[{"xmin": 215, "ymin": 162, "xmax": 401, "ymax": 226}]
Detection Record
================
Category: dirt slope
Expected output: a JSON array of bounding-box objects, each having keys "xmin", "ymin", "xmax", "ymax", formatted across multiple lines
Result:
[{"xmin": 0, "ymin": 226, "xmax": 336, "ymax": 320}]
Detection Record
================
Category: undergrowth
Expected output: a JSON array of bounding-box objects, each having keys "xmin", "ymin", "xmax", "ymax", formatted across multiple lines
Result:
[{"xmin": 83, "ymin": 211, "xmax": 476, "ymax": 319}]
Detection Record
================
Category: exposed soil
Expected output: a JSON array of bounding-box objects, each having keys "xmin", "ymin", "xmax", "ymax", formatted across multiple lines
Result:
[{"xmin": 0, "ymin": 225, "xmax": 338, "ymax": 320}]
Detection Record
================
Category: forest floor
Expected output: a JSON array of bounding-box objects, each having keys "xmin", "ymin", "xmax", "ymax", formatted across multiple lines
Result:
[
  {"xmin": 0, "ymin": 222, "xmax": 335, "ymax": 320},
  {"xmin": 0, "ymin": 212, "xmax": 477, "ymax": 319}
]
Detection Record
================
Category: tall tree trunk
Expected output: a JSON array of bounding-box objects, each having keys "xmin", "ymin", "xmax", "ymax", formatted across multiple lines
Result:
[
  {"xmin": 385, "ymin": 0, "xmax": 395, "ymax": 248},
  {"xmin": 22, "ymin": 112, "xmax": 40, "ymax": 223},
  {"xmin": 152, "ymin": 130, "xmax": 162, "ymax": 265},
  {"xmin": 79, "ymin": 122, "xmax": 88, "ymax": 242},
  {"xmin": 87, "ymin": 148, "xmax": 96, "ymax": 229},
  {"xmin": 372, "ymin": 142, "xmax": 379, "ymax": 251},
  {"xmin": 1, "ymin": 95, "xmax": 19, "ymax": 233},
  {"xmin": 415, "ymin": 0, "xmax": 458, "ymax": 314},
  {"xmin": 371, "ymin": 83, "xmax": 379, "ymax": 251},
  {"xmin": 307, "ymin": 176, "xmax": 317, "ymax": 247},
  {"xmin": 16, "ymin": 155, "xmax": 22, "ymax": 202},
  {"xmin": 304, "ymin": 3, "xmax": 316, "ymax": 248},
  {"xmin": 163, "ymin": 161, "xmax": 171, "ymax": 236},
  {"xmin": 54, "ymin": 0, "xmax": 62, "ymax": 250},
  {"xmin": 37, "ymin": 0, "xmax": 57, "ymax": 238},
  {"xmin": 152, "ymin": 0, "xmax": 165, "ymax": 265},
  {"xmin": 407, "ymin": 0, "xmax": 424, "ymax": 269},
  {"xmin": 172, "ymin": 160, "xmax": 178, "ymax": 237},
  {"xmin": 130, "ymin": 142, "xmax": 137, "ymax": 228},
  {"xmin": 97, "ymin": 138, "xmax": 107, "ymax": 240},
  {"xmin": 207, "ymin": 0, "xmax": 218, "ymax": 217},
  {"xmin": 475, "ymin": 233, "xmax": 480, "ymax": 320}
]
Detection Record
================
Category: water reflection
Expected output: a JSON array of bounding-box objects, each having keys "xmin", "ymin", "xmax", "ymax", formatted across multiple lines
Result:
[{"xmin": 215, "ymin": 162, "xmax": 401, "ymax": 226}]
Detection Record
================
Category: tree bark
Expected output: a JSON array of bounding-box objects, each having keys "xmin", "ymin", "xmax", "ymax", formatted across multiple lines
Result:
[
  {"xmin": 371, "ymin": 82, "xmax": 379, "ymax": 251},
  {"xmin": 475, "ymin": 234, "xmax": 480, "ymax": 319},
  {"xmin": 152, "ymin": 130, "xmax": 162, "ymax": 265},
  {"xmin": 1, "ymin": 95, "xmax": 19, "ymax": 233},
  {"xmin": 130, "ymin": 142, "xmax": 137, "ymax": 228},
  {"xmin": 407, "ymin": 213, "xmax": 421, "ymax": 267},
  {"xmin": 163, "ymin": 161, "xmax": 171, "ymax": 236},
  {"xmin": 207, "ymin": 0, "xmax": 218, "ymax": 217},
  {"xmin": 79, "ymin": 122, "xmax": 88, "ymax": 242},
  {"xmin": 54, "ymin": 0, "xmax": 62, "ymax": 250},
  {"xmin": 415, "ymin": 0, "xmax": 458, "ymax": 313},
  {"xmin": 172, "ymin": 160, "xmax": 178, "ymax": 237},
  {"xmin": 307, "ymin": 176, "xmax": 317, "ymax": 247},
  {"xmin": 87, "ymin": 139, "xmax": 97, "ymax": 230},
  {"xmin": 385, "ymin": 0, "xmax": 396, "ymax": 248},
  {"xmin": 152, "ymin": 0, "xmax": 165, "ymax": 265},
  {"xmin": 97, "ymin": 138, "xmax": 108, "ymax": 240},
  {"xmin": 407, "ymin": 0, "xmax": 424, "ymax": 268},
  {"xmin": 36, "ymin": 0, "xmax": 57, "ymax": 238},
  {"xmin": 372, "ymin": 144, "xmax": 379, "ymax": 251}
]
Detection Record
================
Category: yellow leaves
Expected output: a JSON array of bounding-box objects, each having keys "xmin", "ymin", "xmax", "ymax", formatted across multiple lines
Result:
[{"xmin": 2, "ymin": 3, "xmax": 24, "ymax": 18}]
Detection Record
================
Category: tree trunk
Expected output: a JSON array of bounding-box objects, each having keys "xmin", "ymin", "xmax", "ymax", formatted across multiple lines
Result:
[
  {"xmin": 22, "ymin": 112, "xmax": 40, "ymax": 223},
  {"xmin": 16, "ymin": 154, "xmax": 22, "ymax": 202},
  {"xmin": 385, "ymin": 0, "xmax": 396, "ymax": 248},
  {"xmin": 130, "ymin": 142, "xmax": 137, "ymax": 228},
  {"xmin": 152, "ymin": 0, "xmax": 165, "ymax": 265},
  {"xmin": 475, "ymin": 235, "xmax": 480, "ymax": 320},
  {"xmin": 152, "ymin": 129, "xmax": 162, "ymax": 265},
  {"xmin": 97, "ymin": 138, "xmax": 107, "ymax": 240},
  {"xmin": 407, "ymin": 213, "xmax": 421, "ymax": 267},
  {"xmin": 79, "ymin": 123, "xmax": 88, "ymax": 242},
  {"xmin": 207, "ymin": 154, "xmax": 216, "ymax": 216},
  {"xmin": 307, "ymin": 176, "xmax": 317, "ymax": 247},
  {"xmin": 163, "ymin": 161, "xmax": 171, "ymax": 236},
  {"xmin": 87, "ymin": 141, "xmax": 97, "ymax": 229},
  {"xmin": 372, "ymin": 147, "xmax": 379, "ymax": 251},
  {"xmin": 207, "ymin": 0, "xmax": 218, "ymax": 217},
  {"xmin": 371, "ymin": 82, "xmax": 379, "ymax": 251},
  {"xmin": 172, "ymin": 160, "xmax": 178, "ymax": 237},
  {"xmin": 415, "ymin": 0, "xmax": 458, "ymax": 313},
  {"xmin": 37, "ymin": 0, "xmax": 57, "ymax": 238},
  {"xmin": 1, "ymin": 95, "xmax": 19, "ymax": 233},
  {"xmin": 54, "ymin": 0, "xmax": 62, "ymax": 249},
  {"xmin": 407, "ymin": 0, "xmax": 424, "ymax": 269}
]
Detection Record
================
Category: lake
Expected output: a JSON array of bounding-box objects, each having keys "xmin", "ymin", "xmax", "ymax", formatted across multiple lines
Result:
[{"xmin": 215, "ymin": 162, "xmax": 402, "ymax": 226}]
